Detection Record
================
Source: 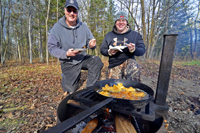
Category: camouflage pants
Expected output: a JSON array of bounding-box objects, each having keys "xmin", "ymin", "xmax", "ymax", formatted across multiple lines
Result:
[{"xmin": 107, "ymin": 59, "xmax": 141, "ymax": 82}]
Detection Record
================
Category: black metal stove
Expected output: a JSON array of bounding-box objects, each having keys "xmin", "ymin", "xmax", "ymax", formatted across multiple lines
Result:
[
  {"xmin": 43, "ymin": 34, "xmax": 178, "ymax": 133},
  {"xmin": 57, "ymin": 87, "xmax": 165, "ymax": 132}
]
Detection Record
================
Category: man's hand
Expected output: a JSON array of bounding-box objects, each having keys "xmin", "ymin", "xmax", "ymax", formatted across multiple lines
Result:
[
  {"xmin": 108, "ymin": 49, "xmax": 119, "ymax": 56},
  {"xmin": 66, "ymin": 48, "xmax": 81, "ymax": 57},
  {"xmin": 126, "ymin": 43, "xmax": 135, "ymax": 53},
  {"xmin": 89, "ymin": 39, "xmax": 96, "ymax": 48}
]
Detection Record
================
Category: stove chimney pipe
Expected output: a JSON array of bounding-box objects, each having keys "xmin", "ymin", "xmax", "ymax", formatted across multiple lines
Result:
[{"xmin": 154, "ymin": 34, "xmax": 178, "ymax": 115}]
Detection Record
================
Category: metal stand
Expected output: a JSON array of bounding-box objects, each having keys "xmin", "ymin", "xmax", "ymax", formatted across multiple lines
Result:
[{"xmin": 154, "ymin": 34, "xmax": 178, "ymax": 116}]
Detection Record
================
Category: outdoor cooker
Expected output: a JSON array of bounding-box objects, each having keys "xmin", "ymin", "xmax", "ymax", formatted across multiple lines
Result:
[
  {"xmin": 43, "ymin": 34, "xmax": 178, "ymax": 133},
  {"xmin": 93, "ymin": 79, "xmax": 154, "ymax": 109}
]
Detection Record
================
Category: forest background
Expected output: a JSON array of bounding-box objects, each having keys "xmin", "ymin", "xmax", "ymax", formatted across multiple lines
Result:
[{"xmin": 0, "ymin": 0, "xmax": 200, "ymax": 65}]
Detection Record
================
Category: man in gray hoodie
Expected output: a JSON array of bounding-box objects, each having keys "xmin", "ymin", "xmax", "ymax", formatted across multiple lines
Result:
[{"xmin": 48, "ymin": 0, "xmax": 103, "ymax": 94}]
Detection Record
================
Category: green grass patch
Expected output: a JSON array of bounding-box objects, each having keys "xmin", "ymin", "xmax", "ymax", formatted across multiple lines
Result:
[
  {"xmin": 174, "ymin": 60, "xmax": 200, "ymax": 66},
  {"xmin": 37, "ymin": 66, "xmax": 48, "ymax": 69},
  {"xmin": 0, "ymin": 117, "xmax": 27, "ymax": 131},
  {"xmin": 19, "ymin": 66, "xmax": 31, "ymax": 70}
]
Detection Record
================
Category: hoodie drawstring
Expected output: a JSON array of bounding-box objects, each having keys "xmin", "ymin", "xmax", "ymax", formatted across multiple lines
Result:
[
  {"xmin": 72, "ymin": 29, "xmax": 75, "ymax": 44},
  {"xmin": 72, "ymin": 29, "xmax": 78, "ymax": 44}
]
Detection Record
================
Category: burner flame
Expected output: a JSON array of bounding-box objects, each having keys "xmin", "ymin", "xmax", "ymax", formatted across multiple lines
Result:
[{"xmin": 104, "ymin": 108, "xmax": 111, "ymax": 119}]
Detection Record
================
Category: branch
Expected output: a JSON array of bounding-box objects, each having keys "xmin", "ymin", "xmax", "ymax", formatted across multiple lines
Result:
[{"xmin": 0, "ymin": 105, "xmax": 28, "ymax": 113}]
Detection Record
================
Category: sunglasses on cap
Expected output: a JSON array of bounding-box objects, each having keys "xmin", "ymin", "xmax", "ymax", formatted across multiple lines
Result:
[{"xmin": 66, "ymin": 8, "xmax": 78, "ymax": 14}]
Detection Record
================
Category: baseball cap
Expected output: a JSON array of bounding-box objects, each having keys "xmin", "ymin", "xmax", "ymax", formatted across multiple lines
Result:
[{"xmin": 65, "ymin": 0, "xmax": 79, "ymax": 10}]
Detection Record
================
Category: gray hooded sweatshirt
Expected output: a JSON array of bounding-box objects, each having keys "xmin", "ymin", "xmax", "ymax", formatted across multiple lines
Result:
[{"xmin": 48, "ymin": 16, "xmax": 95, "ymax": 64}]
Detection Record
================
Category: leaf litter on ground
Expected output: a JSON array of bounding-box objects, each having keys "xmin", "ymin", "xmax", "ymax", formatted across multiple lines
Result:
[{"xmin": 0, "ymin": 59, "xmax": 199, "ymax": 132}]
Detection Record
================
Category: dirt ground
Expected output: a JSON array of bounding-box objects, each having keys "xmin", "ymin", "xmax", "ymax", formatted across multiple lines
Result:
[
  {"xmin": 141, "ymin": 76, "xmax": 200, "ymax": 133},
  {"xmin": 0, "ymin": 59, "xmax": 200, "ymax": 133},
  {"xmin": 140, "ymin": 60, "xmax": 200, "ymax": 133}
]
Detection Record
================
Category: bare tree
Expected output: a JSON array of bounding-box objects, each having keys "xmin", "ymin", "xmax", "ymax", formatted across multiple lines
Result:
[
  {"xmin": 38, "ymin": 17, "xmax": 44, "ymax": 63},
  {"xmin": 194, "ymin": 0, "xmax": 200, "ymax": 59},
  {"xmin": 56, "ymin": 0, "xmax": 59, "ymax": 65},
  {"xmin": 140, "ymin": 0, "xmax": 147, "ymax": 45},
  {"xmin": 0, "ymin": 0, "xmax": 6, "ymax": 64},
  {"xmin": 28, "ymin": 0, "xmax": 33, "ymax": 64},
  {"xmin": 46, "ymin": 0, "xmax": 51, "ymax": 65},
  {"xmin": 147, "ymin": 0, "xmax": 156, "ymax": 59},
  {"xmin": 20, "ymin": 0, "xmax": 24, "ymax": 64},
  {"xmin": 5, "ymin": 0, "xmax": 11, "ymax": 62},
  {"xmin": 182, "ymin": 0, "xmax": 194, "ymax": 59},
  {"xmin": 36, "ymin": 1, "xmax": 45, "ymax": 63}
]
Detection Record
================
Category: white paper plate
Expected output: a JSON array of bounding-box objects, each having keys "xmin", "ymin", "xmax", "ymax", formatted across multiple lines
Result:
[
  {"xmin": 73, "ymin": 48, "xmax": 87, "ymax": 52},
  {"xmin": 109, "ymin": 46, "xmax": 127, "ymax": 52},
  {"xmin": 110, "ymin": 46, "xmax": 127, "ymax": 50}
]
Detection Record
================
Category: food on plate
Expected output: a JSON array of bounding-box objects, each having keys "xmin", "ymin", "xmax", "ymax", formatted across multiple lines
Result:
[{"xmin": 98, "ymin": 83, "xmax": 147, "ymax": 100}]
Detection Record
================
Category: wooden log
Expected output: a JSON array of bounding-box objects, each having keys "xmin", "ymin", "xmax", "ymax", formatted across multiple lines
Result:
[
  {"xmin": 81, "ymin": 118, "xmax": 98, "ymax": 133},
  {"xmin": 115, "ymin": 114, "xmax": 137, "ymax": 133},
  {"xmin": 67, "ymin": 100, "xmax": 81, "ymax": 106}
]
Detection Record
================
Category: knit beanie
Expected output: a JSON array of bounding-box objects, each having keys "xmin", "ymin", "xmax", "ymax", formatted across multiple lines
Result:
[{"xmin": 115, "ymin": 10, "xmax": 128, "ymax": 22}]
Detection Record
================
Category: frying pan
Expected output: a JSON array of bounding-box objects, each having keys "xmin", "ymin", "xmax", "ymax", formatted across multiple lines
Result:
[
  {"xmin": 44, "ymin": 79, "xmax": 154, "ymax": 133},
  {"xmin": 93, "ymin": 79, "xmax": 154, "ymax": 109}
]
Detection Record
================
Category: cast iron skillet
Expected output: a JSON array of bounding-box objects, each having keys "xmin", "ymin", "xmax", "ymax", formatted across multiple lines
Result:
[
  {"xmin": 93, "ymin": 79, "xmax": 154, "ymax": 109},
  {"xmin": 43, "ymin": 79, "xmax": 154, "ymax": 133}
]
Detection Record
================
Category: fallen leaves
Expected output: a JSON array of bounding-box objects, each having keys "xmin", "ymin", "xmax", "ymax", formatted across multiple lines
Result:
[
  {"xmin": 164, "ymin": 119, "xmax": 169, "ymax": 129},
  {"xmin": 140, "ymin": 59, "xmax": 200, "ymax": 82},
  {"xmin": 0, "ymin": 60, "xmax": 200, "ymax": 132},
  {"xmin": 179, "ymin": 92, "xmax": 185, "ymax": 95},
  {"xmin": 0, "ymin": 63, "xmax": 64, "ymax": 132}
]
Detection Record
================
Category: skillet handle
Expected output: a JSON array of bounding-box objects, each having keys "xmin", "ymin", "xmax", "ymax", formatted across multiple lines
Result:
[{"xmin": 43, "ymin": 98, "xmax": 113, "ymax": 133}]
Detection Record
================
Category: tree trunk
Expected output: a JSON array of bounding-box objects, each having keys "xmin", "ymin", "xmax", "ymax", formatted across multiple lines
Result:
[
  {"xmin": 57, "ymin": 0, "xmax": 59, "ymax": 65},
  {"xmin": 35, "ymin": 0, "xmax": 44, "ymax": 63},
  {"xmin": 0, "ymin": 0, "xmax": 1, "ymax": 63},
  {"xmin": 149, "ymin": 0, "xmax": 168, "ymax": 60},
  {"xmin": 182, "ymin": 0, "xmax": 194, "ymax": 60},
  {"xmin": 18, "ymin": 39, "xmax": 21, "ymax": 61},
  {"xmin": 189, "ymin": 19, "xmax": 193, "ymax": 60},
  {"xmin": 46, "ymin": 0, "xmax": 51, "ymax": 65},
  {"xmin": 6, "ymin": 0, "xmax": 11, "ymax": 61},
  {"xmin": 87, "ymin": 0, "xmax": 90, "ymax": 55},
  {"xmin": 39, "ymin": 19, "xmax": 44, "ymax": 63},
  {"xmin": 148, "ymin": 0, "xmax": 155, "ymax": 59},
  {"xmin": 147, "ymin": 0, "xmax": 152, "ymax": 45},
  {"xmin": 38, "ymin": 9, "xmax": 44, "ymax": 62},
  {"xmin": 140, "ymin": 0, "xmax": 147, "ymax": 56},
  {"xmin": 155, "ymin": 0, "xmax": 164, "ymax": 60},
  {"xmin": 194, "ymin": 0, "xmax": 200, "ymax": 59},
  {"xmin": 14, "ymin": 28, "xmax": 18, "ymax": 63},
  {"xmin": 26, "ymin": 31, "xmax": 29, "ymax": 60},
  {"xmin": 164, "ymin": 0, "xmax": 170, "ymax": 35},
  {"xmin": 20, "ymin": 0, "xmax": 24, "ymax": 64},
  {"xmin": 135, "ymin": 0, "xmax": 139, "ymax": 31},
  {"xmin": 28, "ymin": 0, "xmax": 33, "ymax": 64},
  {"xmin": 20, "ymin": 1, "xmax": 23, "ymax": 63},
  {"xmin": 0, "ymin": 0, "xmax": 5, "ymax": 64},
  {"xmin": 14, "ymin": 23, "xmax": 21, "ymax": 62}
]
